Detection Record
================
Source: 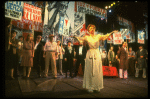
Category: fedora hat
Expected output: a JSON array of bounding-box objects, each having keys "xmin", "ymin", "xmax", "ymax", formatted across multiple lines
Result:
[
  {"xmin": 48, "ymin": 34, "xmax": 55, "ymax": 38},
  {"xmin": 37, "ymin": 35, "xmax": 42, "ymax": 38}
]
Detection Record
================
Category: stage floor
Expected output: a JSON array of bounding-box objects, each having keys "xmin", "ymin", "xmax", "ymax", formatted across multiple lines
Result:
[{"xmin": 4, "ymin": 69, "xmax": 148, "ymax": 98}]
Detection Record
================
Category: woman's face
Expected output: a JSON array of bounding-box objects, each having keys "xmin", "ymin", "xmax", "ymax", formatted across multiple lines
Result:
[
  {"xmin": 12, "ymin": 32, "xmax": 16, "ymax": 38},
  {"xmin": 88, "ymin": 26, "xmax": 95, "ymax": 35}
]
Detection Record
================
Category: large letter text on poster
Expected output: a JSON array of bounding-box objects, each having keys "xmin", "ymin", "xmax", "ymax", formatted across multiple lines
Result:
[
  {"xmin": 5, "ymin": 1, "xmax": 23, "ymax": 20},
  {"xmin": 113, "ymin": 32, "xmax": 122, "ymax": 45},
  {"xmin": 23, "ymin": 3, "xmax": 41, "ymax": 22}
]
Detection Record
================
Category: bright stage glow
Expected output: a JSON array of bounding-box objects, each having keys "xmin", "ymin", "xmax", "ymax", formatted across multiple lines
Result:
[{"xmin": 109, "ymin": 10, "xmax": 111, "ymax": 12}]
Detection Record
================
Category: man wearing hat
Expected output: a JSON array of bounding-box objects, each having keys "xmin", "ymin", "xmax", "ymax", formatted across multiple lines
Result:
[
  {"xmin": 34, "ymin": 35, "xmax": 43, "ymax": 77},
  {"xmin": 135, "ymin": 45, "xmax": 147, "ymax": 78},
  {"xmin": 43, "ymin": 34, "xmax": 58, "ymax": 79},
  {"xmin": 64, "ymin": 40, "xmax": 75, "ymax": 78}
]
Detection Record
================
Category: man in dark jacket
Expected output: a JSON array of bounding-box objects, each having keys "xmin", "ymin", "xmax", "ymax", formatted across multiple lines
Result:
[
  {"xmin": 74, "ymin": 41, "xmax": 87, "ymax": 77},
  {"xmin": 117, "ymin": 42, "xmax": 128, "ymax": 79},
  {"xmin": 135, "ymin": 45, "xmax": 147, "ymax": 78},
  {"xmin": 64, "ymin": 41, "xmax": 75, "ymax": 78},
  {"xmin": 34, "ymin": 35, "xmax": 43, "ymax": 77}
]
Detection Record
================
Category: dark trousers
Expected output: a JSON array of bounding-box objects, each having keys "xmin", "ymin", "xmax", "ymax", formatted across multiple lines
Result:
[
  {"xmin": 34, "ymin": 55, "xmax": 41, "ymax": 76},
  {"xmin": 8, "ymin": 51, "xmax": 19, "ymax": 77},
  {"xmin": 128, "ymin": 58, "xmax": 135, "ymax": 76},
  {"xmin": 65, "ymin": 58, "xmax": 73, "ymax": 77},
  {"xmin": 74, "ymin": 57, "xmax": 85, "ymax": 77}
]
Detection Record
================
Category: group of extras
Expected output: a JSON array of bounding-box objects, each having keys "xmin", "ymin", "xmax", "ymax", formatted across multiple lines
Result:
[{"xmin": 5, "ymin": 22, "xmax": 148, "ymax": 93}]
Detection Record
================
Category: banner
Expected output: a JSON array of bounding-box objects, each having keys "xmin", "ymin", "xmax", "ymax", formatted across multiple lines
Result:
[
  {"xmin": 58, "ymin": 17, "xmax": 64, "ymax": 35},
  {"xmin": 5, "ymin": 1, "xmax": 23, "ymax": 20},
  {"xmin": 113, "ymin": 32, "xmax": 122, "ymax": 45},
  {"xmin": 75, "ymin": 1, "xmax": 107, "ymax": 19},
  {"xmin": 23, "ymin": 3, "xmax": 41, "ymax": 22},
  {"xmin": 138, "ymin": 30, "xmax": 145, "ymax": 44},
  {"xmin": 12, "ymin": 18, "xmax": 43, "ymax": 32}
]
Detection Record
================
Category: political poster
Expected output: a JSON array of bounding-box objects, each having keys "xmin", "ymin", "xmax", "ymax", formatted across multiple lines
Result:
[
  {"xmin": 23, "ymin": 3, "xmax": 41, "ymax": 22},
  {"xmin": 138, "ymin": 30, "xmax": 145, "ymax": 44},
  {"xmin": 58, "ymin": 17, "xmax": 64, "ymax": 35},
  {"xmin": 75, "ymin": 1, "xmax": 107, "ymax": 19},
  {"xmin": 113, "ymin": 32, "xmax": 122, "ymax": 45},
  {"xmin": 120, "ymin": 28, "xmax": 130, "ymax": 40},
  {"xmin": 12, "ymin": 18, "xmax": 43, "ymax": 32},
  {"xmin": 5, "ymin": 1, "xmax": 23, "ymax": 20}
]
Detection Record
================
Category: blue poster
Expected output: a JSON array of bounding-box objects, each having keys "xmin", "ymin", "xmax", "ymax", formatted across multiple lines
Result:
[
  {"xmin": 5, "ymin": 1, "xmax": 23, "ymax": 20},
  {"xmin": 58, "ymin": 17, "xmax": 64, "ymax": 35},
  {"xmin": 137, "ymin": 30, "xmax": 145, "ymax": 44}
]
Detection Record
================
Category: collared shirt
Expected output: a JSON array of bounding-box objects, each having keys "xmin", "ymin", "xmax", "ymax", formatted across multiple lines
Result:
[
  {"xmin": 34, "ymin": 41, "xmax": 39, "ymax": 50},
  {"xmin": 140, "ymin": 49, "xmax": 143, "ymax": 52},
  {"xmin": 79, "ymin": 46, "xmax": 83, "ymax": 55},
  {"xmin": 44, "ymin": 41, "xmax": 57, "ymax": 52}
]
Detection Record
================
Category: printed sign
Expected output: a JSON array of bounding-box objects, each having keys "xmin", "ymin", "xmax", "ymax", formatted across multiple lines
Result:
[
  {"xmin": 12, "ymin": 18, "xmax": 43, "ymax": 32},
  {"xmin": 138, "ymin": 30, "xmax": 145, "ymax": 44},
  {"xmin": 113, "ymin": 32, "xmax": 122, "ymax": 45},
  {"xmin": 75, "ymin": 1, "xmax": 107, "ymax": 19},
  {"xmin": 23, "ymin": 3, "xmax": 41, "ymax": 22},
  {"xmin": 5, "ymin": 1, "xmax": 23, "ymax": 20}
]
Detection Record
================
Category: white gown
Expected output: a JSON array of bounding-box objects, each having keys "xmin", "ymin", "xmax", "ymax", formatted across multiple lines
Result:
[{"xmin": 83, "ymin": 35, "xmax": 104, "ymax": 91}]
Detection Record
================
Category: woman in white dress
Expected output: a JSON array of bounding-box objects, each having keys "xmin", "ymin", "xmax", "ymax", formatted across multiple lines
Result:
[{"xmin": 74, "ymin": 24, "xmax": 118, "ymax": 93}]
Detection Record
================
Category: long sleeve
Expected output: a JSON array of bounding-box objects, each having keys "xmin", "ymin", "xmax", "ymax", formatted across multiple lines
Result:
[{"xmin": 97, "ymin": 31, "xmax": 114, "ymax": 41}]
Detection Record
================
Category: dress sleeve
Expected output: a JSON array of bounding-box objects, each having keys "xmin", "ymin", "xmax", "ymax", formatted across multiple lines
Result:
[{"xmin": 97, "ymin": 33, "xmax": 113, "ymax": 41}]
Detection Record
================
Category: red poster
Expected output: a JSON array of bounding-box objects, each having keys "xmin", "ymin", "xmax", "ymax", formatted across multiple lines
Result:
[
  {"xmin": 23, "ymin": 3, "xmax": 41, "ymax": 22},
  {"xmin": 12, "ymin": 18, "xmax": 43, "ymax": 32}
]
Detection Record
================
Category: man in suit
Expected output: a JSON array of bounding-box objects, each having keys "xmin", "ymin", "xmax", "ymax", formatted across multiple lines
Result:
[
  {"xmin": 135, "ymin": 45, "xmax": 147, "ymax": 78},
  {"xmin": 64, "ymin": 40, "xmax": 75, "ymax": 78},
  {"xmin": 34, "ymin": 35, "xmax": 43, "ymax": 77},
  {"xmin": 74, "ymin": 41, "xmax": 87, "ymax": 77},
  {"xmin": 117, "ymin": 42, "xmax": 128, "ymax": 79}
]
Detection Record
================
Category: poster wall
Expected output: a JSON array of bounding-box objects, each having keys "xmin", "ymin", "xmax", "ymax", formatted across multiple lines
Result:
[
  {"xmin": 42, "ymin": 1, "xmax": 107, "ymax": 44},
  {"xmin": 5, "ymin": 1, "xmax": 23, "ymax": 20}
]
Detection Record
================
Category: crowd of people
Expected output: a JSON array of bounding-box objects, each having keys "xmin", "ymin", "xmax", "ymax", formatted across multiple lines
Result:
[
  {"xmin": 5, "ymin": 21, "xmax": 148, "ymax": 81},
  {"xmin": 101, "ymin": 42, "xmax": 148, "ymax": 79},
  {"xmin": 5, "ymin": 19, "xmax": 148, "ymax": 93}
]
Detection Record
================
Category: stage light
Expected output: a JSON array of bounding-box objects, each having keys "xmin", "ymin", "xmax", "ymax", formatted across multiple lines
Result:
[
  {"xmin": 113, "ymin": 2, "xmax": 115, "ymax": 5},
  {"xmin": 105, "ymin": 6, "xmax": 108, "ymax": 9},
  {"xmin": 111, "ymin": 4, "xmax": 113, "ymax": 6},
  {"xmin": 109, "ymin": 6, "xmax": 111, "ymax": 8},
  {"xmin": 109, "ymin": 10, "xmax": 111, "ymax": 12}
]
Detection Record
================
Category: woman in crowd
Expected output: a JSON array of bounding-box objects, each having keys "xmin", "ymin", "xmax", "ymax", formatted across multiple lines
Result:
[{"xmin": 21, "ymin": 34, "xmax": 34, "ymax": 79}]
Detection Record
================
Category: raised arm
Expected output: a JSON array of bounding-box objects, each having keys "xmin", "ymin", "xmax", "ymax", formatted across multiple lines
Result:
[
  {"xmin": 98, "ymin": 30, "xmax": 118, "ymax": 41},
  {"xmin": 73, "ymin": 36, "xmax": 87, "ymax": 43}
]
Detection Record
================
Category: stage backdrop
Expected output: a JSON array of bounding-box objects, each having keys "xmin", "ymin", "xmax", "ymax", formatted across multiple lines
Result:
[{"xmin": 42, "ymin": 1, "xmax": 107, "ymax": 44}]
